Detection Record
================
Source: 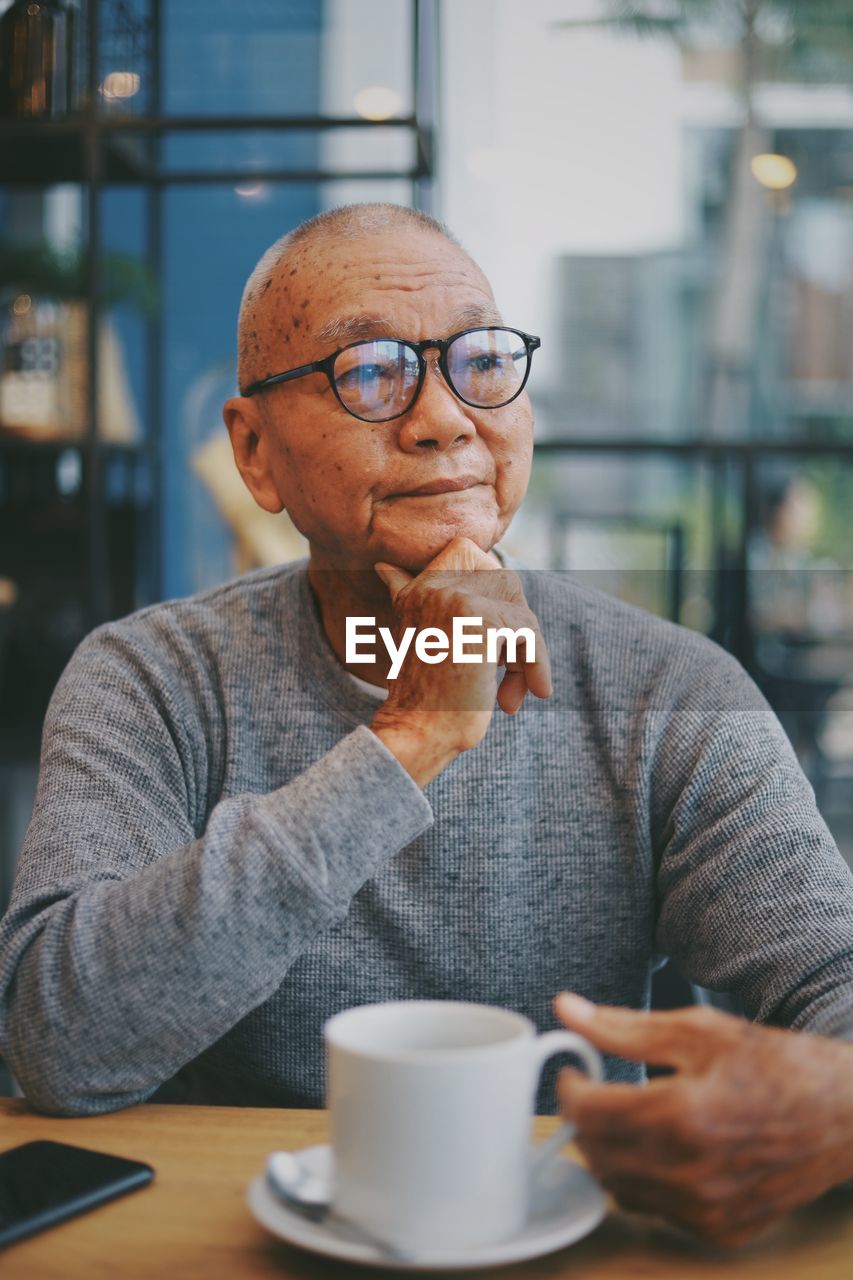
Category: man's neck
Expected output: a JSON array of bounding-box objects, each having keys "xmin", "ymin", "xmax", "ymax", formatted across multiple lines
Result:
[{"xmin": 307, "ymin": 557, "xmax": 394, "ymax": 688}]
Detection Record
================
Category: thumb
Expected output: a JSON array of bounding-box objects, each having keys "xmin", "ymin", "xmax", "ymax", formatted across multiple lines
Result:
[
  {"xmin": 374, "ymin": 562, "xmax": 414, "ymax": 604},
  {"xmin": 555, "ymin": 1065, "xmax": 602, "ymax": 1118}
]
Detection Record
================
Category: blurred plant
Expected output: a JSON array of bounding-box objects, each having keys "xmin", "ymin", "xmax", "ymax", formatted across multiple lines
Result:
[
  {"xmin": 557, "ymin": 3, "xmax": 853, "ymax": 103},
  {"xmin": 556, "ymin": 2, "xmax": 853, "ymax": 440},
  {"xmin": 804, "ymin": 460, "xmax": 853, "ymax": 565},
  {"xmin": 0, "ymin": 243, "xmax": 157, "ymax": 311}
]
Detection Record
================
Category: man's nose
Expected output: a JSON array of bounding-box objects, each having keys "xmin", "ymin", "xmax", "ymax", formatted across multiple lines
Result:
[{"xmin": 396, "ymin": 358, "xmax": 477, "ymax": 452}]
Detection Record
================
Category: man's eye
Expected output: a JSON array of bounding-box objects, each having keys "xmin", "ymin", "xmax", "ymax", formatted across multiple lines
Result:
[{"xmin": 466, "ymin": 353, "xmax": 503, "ymax": 373}]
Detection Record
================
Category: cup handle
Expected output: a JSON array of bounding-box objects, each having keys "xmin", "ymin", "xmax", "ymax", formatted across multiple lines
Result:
[{"xmin": 528, "ymin": 1030, "xmax": 604, "ymax": 1172}]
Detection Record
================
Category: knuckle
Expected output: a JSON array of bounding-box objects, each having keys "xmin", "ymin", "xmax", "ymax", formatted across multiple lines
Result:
[
  {"xmin": 600, "ymin": 1175, "xmax": 637, "ymax": 1209},
  {"xmin": 697, "ymin": 1215, "xmax": 752, "ymax": 1249},
  {"xmin": 686, "ymin": 1004, "xmax": 725, "ymax": 1034},
  {"xmin": 686, "ymin": 1173, "xmax": 729, "ymax": 1211},
  {"xmin": 497, "ymin": 565, "xmax": 521, "ymax": 588},
  {"xmin": 690, "ymin": 1193, "xmax": 732, "ymax": 1229},
  {"xmin": 671, "ymin": 1104, "xmax": 710, "ymax": 1151},
  {"xmin": 445, "ymin": 589, "xmax": 472, "ymax": 617},
  {"xmin": 689, "ymin": 1194, "xmax": 764, "ymax": 1249}
]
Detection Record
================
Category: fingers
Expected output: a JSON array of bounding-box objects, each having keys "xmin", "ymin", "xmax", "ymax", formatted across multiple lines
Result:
[
  {"xmin": 522, "ymin": 624, "xmax": 552, "ymax": 699},
  {"xmin": 379, "ymin": 540, "xmax": 553, "ymax": 709},
  {"xmin": 557, "ymin": 993, "xmax": 726, "ymax": 1068},
  {"xmin": 488, "ymin": 606, "xmax": 552, "ymax": 703},
  {"xmin": 597, "ymin": 1171, "xmax": 684, "ymax": 1219},
  {"xmin": 374, "ymin": 562, "xmax": 415, "ymax": 604},
  {"xmin": 497, "ymin": 669, "xmax": 527, "ymax": 715},
  {"xmin": 554, "ymin": 993, "xmax": 718, "ymax": 1071},
  {"xmin": 557, "ymin": 1067, "xmax": 658, "ymax": 1130},
  {"xmin": 597, "ymin": 1168, "xmax": 781, "ymax": 1249},
  {"xmin": 566, "ymin": 1089, "xmax": 709, "ymax": 1163},
  {"xmin": 424, "ymin": 536, "xmax": 496, "ymax": 574}
]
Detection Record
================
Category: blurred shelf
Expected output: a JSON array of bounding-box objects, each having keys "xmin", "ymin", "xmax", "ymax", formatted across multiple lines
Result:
[
  {"xmin": 0, "ymin": 0, "xmax": 433, "ymax": 762},
  {"xmin": 0, "ymin": 127, "xmax": 151, "ymax": 183},
  {"xmin": 0, "ymin": 438, "xmax": 155, "ymax": 511},
  {"xmin": 0, "ymin": 434, "xmax": 147, "ymax": 454},
  {"xmin": 0, "ymin": 114, "xmax": 426, "ymax": 186},
  {"xmin": 0, "ymin": 434, "xmax": 85, "ymax": 453}
]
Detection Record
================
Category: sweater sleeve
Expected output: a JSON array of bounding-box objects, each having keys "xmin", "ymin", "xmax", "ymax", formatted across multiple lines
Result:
[
  {"xmin": 651, "ymin": 640, "xmax": 853, "ymax": 1039},
  {"xmin": 0, "ymin": 627, "xmax": 433, "ymax": 1116}
]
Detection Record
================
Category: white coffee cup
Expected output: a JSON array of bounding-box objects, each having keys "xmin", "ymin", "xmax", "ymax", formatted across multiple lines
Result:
[{"xmin": 324, "ymin": 999, "xmax": 603, "ymax": 1256}]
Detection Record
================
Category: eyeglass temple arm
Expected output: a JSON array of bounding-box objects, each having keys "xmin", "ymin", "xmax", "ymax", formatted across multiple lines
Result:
[{"xmin": 242, "ymin": 359, "xmax": 328, "ymax": 398}]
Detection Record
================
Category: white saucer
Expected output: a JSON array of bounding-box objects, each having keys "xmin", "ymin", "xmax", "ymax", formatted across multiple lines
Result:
[{"xmin": 246, "ymin": 1143, "xmax": 607, "ymax": 1272}]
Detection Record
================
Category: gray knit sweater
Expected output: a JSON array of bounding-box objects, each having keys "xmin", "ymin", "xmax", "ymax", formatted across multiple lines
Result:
[{"xmin": 1, "ymin": 564, "xmax": 852, "ymax": 1117}]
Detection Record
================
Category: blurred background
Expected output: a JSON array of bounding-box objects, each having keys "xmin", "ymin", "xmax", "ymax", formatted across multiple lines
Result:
[{"xmin": 2, "ymin": 0, "xmax": 853, "ymax": 908}]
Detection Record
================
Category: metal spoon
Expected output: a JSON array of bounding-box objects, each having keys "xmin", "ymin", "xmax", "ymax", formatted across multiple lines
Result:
[{"xmin": 265, "ymin": 1151, "xmax": 414, "ymax": 1263}]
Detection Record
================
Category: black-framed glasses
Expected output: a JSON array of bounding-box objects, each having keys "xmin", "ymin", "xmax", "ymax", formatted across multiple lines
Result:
[{"xmin": 241, "ymin": 326, "xmax": 541, "ymax": 423}]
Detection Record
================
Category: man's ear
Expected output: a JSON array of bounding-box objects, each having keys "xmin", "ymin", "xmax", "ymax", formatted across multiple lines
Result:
[{"xmin": 222, "ymin": 396, "xmax": 285, "ymax": 514}]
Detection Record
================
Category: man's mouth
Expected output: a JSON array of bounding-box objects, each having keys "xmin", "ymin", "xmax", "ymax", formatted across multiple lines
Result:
[{"xmin": 393, "ymin": 476, "xmax": 487, "ymax": 498}]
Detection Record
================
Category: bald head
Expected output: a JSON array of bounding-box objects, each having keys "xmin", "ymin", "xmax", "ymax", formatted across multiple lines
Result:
[{"xmin": 237, "ymin": 203, "xmax": 469, "ymax": 394}]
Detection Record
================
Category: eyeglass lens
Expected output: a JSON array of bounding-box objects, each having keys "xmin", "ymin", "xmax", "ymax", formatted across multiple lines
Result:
[
  {"xmin": 333, "ymin": 341, "xmax": 421, "ymax": 421},
  {"xmin": 446, "ymin": 328, "xmax": 527, "ymax": 409},
  {"xmin": 331, "ymin": 328, "xmax": 529, "ymax": 422}
]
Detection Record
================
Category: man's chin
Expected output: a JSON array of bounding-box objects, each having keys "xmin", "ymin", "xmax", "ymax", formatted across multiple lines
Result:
[{"xmin": 373, "ymin": 525, "xmax": 498, "ymax": 574}]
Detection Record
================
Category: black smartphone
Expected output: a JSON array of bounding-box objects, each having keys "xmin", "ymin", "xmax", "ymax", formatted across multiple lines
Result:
[{"xmin": 0, "ymin": 1139, "xmax": 154, "ymax": 1248}]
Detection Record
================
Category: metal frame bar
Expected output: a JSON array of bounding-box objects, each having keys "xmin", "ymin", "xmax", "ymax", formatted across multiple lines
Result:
[
  {"xmin": 144, "ymin": 0, "xmax": 162, "ymax": 605},
  {"xmin": 148, "ymin": 168, "xmax": 428, "ymax": 185},
  {"xmin": 548, "ymin": 511, "xmax": 686, "ymax": 623},
  {"xmin": 532, "ymin": 439, "xmax": 853, "ymax": 457},
  {"xmin": 84, "ymin": 0, "xmax": 108, "ymax": 625},
  {"xmin": 0, "ymin": 114, "xmax": 420, "ymax": 134},
  {"xmin": 413, "ymin": 0, "xmax": 438, "ymax": 212},
  {"xmin": 532, "ymin": 436, "xmax": 853, "ymax": 669}
]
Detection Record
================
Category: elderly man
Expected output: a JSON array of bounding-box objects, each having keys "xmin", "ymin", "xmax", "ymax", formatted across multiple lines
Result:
[{"xmin": 1, "ymin": 203, "xmax": 852, "ymax": 1248}]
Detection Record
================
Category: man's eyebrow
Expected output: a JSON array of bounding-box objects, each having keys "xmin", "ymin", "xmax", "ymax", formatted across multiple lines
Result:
[
  {"xmin": 313, "ymin": 305, "xmax": 504, "ymax": 348},
  {"xmin": 447, "ymin": 304, "xmax": 504, "ymax": 331},
  {"xmin": 314, "ymin": 314, "xmax": 397, "ymax": 346}
]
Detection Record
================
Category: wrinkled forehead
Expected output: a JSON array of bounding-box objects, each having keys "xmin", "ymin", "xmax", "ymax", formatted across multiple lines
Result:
[{"xmin": 279, "ymin": 229, "xmax": 500, "ymax": 348}]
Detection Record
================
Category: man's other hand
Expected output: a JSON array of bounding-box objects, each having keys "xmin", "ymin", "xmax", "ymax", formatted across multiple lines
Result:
[{"xmin": 554, "ymin": 992, "xmax": 853, "ymax": 1248}]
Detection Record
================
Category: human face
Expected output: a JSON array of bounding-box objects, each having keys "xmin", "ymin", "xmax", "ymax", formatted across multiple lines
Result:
[{"xmin": 225, "ymin": 226, "xmax": 534, "ymax": 573}]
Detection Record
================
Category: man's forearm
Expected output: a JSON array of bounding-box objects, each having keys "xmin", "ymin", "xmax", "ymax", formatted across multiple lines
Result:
[
  {"xmin": 0, "ymin": 727, "xmax": 431, "ymax": 1115},
  {"xmin": 371, "ymin": 720, "xmax": 460, "ymax": 788}
]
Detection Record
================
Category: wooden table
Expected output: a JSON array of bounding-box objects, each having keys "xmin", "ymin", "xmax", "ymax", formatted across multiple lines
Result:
[{"xmin": 1, "ymin": 1098, "xmax": 851, "ymax": 1278}]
